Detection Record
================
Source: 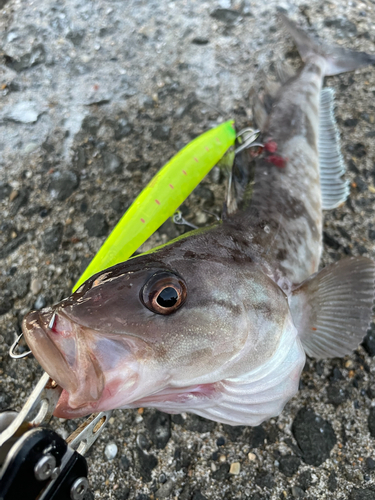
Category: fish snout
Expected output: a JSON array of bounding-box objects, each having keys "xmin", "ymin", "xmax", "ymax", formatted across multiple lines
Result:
[{"xmin": 22, "ymin": 307, "xmax": 105, "ymax": 411}]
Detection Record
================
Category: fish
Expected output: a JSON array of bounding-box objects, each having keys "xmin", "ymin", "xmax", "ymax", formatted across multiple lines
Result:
[{"xmin": 23, "ymin": 15, "xmax": 375, "ymax": 425}]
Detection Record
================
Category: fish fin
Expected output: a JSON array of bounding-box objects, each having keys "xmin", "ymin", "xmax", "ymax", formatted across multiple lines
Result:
[
  {"xmin": 251, "ymin": 91, "xmax": 269, "ymax": 130},
  {"xmin": 279, "ymin": 13, "xmax": 375, "ymax": 76},
  {"xmin": 319, "ymin": 88, "xmax": 350, "ymax": 209},
  {"xmin": 225, "ymin": 149, "xmax": 257, "ymax": 215},
  {"xmin": 275, "ymin": 59, "xmax": 295, "ymax": 84},
  {"xmin": 290, "ymin": 257, "xmax": 375, "ymax": 359}
]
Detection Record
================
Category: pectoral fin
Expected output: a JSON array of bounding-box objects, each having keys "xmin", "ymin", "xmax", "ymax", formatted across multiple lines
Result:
[{"xmin": 289, "ymin": 257, "xmax": 375, "ymax": 359}]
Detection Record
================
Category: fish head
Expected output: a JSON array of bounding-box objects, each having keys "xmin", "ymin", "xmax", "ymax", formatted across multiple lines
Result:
[{"xmin": 22, "ymin": 245, "xmax": 299, "ymax": 420}]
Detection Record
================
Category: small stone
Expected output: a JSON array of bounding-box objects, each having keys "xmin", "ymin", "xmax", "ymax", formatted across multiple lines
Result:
[
  {"xmin": 326, "ymin": 385, "xmax": 349, "ymax": 406},
  {"xmin": 115, "ymin": 487, "xmax": 130, "ymax": 499},
  {"xmin": 185, "ymin": 414, "xmax": 215, "ymax": 433},
  {"xmin": 192, "ymin": 37, "xmax": 209, "ymax": 45},
  {"xmin": 102, "ymin": 152, "xmax": 123, "ymax": 174},
  {"xmin": 31, "ymin": 277, "xmax": 43, "ymax": 295},
  {"xmin": 194, "ymin": 185, "xmax": 215, "ymax": 207},
  {"xmin": 152, "ymin": 125, "xmax": 171, "ymax": 141},
  {"xmin": 144, "ymin": 410, "xmax": 171, "ymax": 449},
  {"xmin": 0, "ymin": 391, "xmax": 12, "ymax": 410},
  {"xmin": 74, "ymin": 148, "xmax": 86, "ymax": 170},
  {"xmin": 84, "ymin": 213, "xmax": 109, "ymax": 238},
  {"xmin": 327, "ymin": 471, "xmax": 337, "ymax": 492},
  {"xmin": 363, "ymin": 324, "xmax": 375, "ymax": 357},
  {"xmin": 229, "ymin": 462, "xmax": 240, "ymax": 475},
  {"xmin": 105, "ymin": 443, "xmax": 118, "ymax": 460},
  {"xmin": 0, "ymin": 183, "xmax": 12, "ymax": 201},
  {"xmin": 67, "ymin": 29, "xmax": 85, "ymax": 46},
  {"xmin": 24, "ymin": 142, "xmax": 39, "ymax": 153},
  {"xmin": 114, "ymin": 115, "xmax": 132, "ymax": 140},
  {"xmin": 368, "ymin": 408, "xmax": 375, "ymax": 437},
  {"xmin": 34, "ymin": 295, "xmax": 46, "ymax": 310},
  {"xmin": 138, "ymin": 94, "xmax": 154, "ymax": 109},
  {"xmin": 216, "ymin": 436, "xmax": 225, "ymax": 446},
  {"xmin": 223, "ymin": 423, "xmax": 245, "ymax": 442},
  {"xmin": 255, "ymin": 471, "xmax": 275, "ymax": 489},
  {"xmin": 211, "ymin": 464, "xmax": 229, "ymax": 480},
  {"xmin": 366, "ymin": 457, "xmax": 375, "ymax": 470},
  {"xmin": 4, "ymin": 101, "xmax": 42, "ymax": 123},
  {"xmin": 10, "ymin": 188, "xmax": 29, "ymax": 215},
  {"xmin": 297, "ymin": 470, "xmax": 312, "ymax": 491},
  {"xmin": 5, "ymin": 44, "xmax": 46, "ymax": 71},
  {"xmin": 278, "ymin": 455, "xmax": 301, "ymax": 477},
  {"xmin": 48, "ymin": 170, "xmax": 79, "ymax": 201},
  {"xmin": 191, "ymin": 492, "xmax": 208, "ymax": 500},
  {"xmin": 249, "ymin": 425, "xmax": 267, "ymax": 448},
  {"xmin": 174, "ymin": 447, "xmax": 190, "ymax": 471},
  {"xmin": 42, "ymin": 223, "xmax": 64, "ymax": 253},
  {"xmin": 11, "ymin": 273, "xmax": 30, "ymax": 299},
  {"xmin": 323, "ymin": 232, "xmax": 341, "ymax": 250},
  {"xmin": 81, "ymin": 115, "xmax": 101, "ymax": 136},
  {"xmin": 136, "ymin": 433, "xmax": 151, "ymax": 451},
  {"xmin": 210, "ymin": 8, "xmax": 241, "ymax": 23},
  {"xmin": 291, "ymin": 486, "xmax": 306, "ymax": 498},
  {"xmin": 292, "ymin": 408, "xmax": 336, "ymax": 466},
  {"xmin": 248, "ymin": 452, "xmax": 256, "ymax": 461},
  {"xmin": 324, "ymin": 17, "xmax": 357, "ymax": 36},
  {"xmin": 0, "ymin": 233, "xmax": 27, "ymax": 259},
  {"xmin": 0, "ymin": 293, "xmax": 13, "ymax": 315},
  {"xmin": 120, "ymin": 455, "xmax": 130, "ymax": 470},
  {"xmin": 348, "ymin": 488, "xmax": 375, "ymax": 500},
  {"xmin": 135, "ymin": 447, "xmax": 158, "ymax": 482},
  {"xmin": 155, "ymin": 479, "xmax": 174, "ymax": 498},
  {"xmin": 346, "ymin": 142, "xmax": 366, "ymax": 158}
]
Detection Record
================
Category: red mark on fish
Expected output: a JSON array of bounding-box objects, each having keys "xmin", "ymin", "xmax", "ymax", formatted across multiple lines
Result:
[
  {"xmin": 194, "ymin": 157, "xmax": 199, "ymax": 163},
  {"xmin": 264, "ymin": 140, "xmax": 278, "ymax": 153},
  {"xmin": 267, "ymin": 155, "xmax": 287, "ymax": 169},
  {"xmin": 182, "ymin": 170, "xmax": 187, "ymax": 175},
  {"xmin": 169, "ymin": 184, "xmax": 174, "ymax": 189},
  {"xmin": 155, "ymin": 200, "xmax": 160, "ymax": 205},
  {"xmin": 140, "ymin": 218, "xmax": 145, "ymax": 223}
]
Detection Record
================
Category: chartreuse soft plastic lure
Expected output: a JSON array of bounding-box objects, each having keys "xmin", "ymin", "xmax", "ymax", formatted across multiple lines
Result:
[{"xmin": 73, "ymin": 120, "xmax": 236, "ymax": 291}]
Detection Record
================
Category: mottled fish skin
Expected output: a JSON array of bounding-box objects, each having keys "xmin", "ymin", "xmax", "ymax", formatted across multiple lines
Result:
[{"xmin": 235, "ymin": 57, "xmax": 326, "ymax": 287}]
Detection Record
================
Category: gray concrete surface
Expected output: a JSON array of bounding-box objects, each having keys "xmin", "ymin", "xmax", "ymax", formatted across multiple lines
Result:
[{"xmin": 1, "ymin": 0, "xmax": 375, "ymax": 499}]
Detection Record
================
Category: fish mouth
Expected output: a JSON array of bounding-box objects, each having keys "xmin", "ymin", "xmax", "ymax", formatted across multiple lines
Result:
[{"xmin": 22, "ymin": 307, "xmax": 105, "ymax": 411}]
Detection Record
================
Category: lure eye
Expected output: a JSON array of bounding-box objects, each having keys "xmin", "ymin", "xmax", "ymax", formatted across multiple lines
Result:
[{"xmin": 141, "ymin": 271, "xmax": 187, "ymax": 315}]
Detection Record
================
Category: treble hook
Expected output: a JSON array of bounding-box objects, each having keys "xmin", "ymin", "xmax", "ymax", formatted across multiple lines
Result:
[
  {"xmin": 9, "ymin": 332, "xmax": 32, "ymax": 359},
  {"xmin": 173, "ymin": 211, "xmax": 198, "ymax": 230},
  {"xmin": 235, "ymin": 127, "xmax": 263, "ymax": 154}
]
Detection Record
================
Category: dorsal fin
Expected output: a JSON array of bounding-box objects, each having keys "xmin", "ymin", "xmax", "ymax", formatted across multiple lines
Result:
[{"xmin": 319, "ymin": 88, "xmax": 350, "ymax": 210}]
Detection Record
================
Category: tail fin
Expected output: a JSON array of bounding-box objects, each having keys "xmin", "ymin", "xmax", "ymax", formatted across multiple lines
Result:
[{"xmin": 279, "ymin": 13, "xmax": 375, "ymax": 76}]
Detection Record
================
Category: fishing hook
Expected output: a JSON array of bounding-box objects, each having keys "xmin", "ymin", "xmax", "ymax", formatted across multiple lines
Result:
[{"xmin": 9, "ymin": 332, "xmax": 32, "ymax": 359}]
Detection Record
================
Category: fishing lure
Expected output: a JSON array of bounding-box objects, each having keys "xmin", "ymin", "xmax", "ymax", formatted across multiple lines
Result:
[{"xmin": 73, "ymin": 120, "xmax": 236, "ymax": 291}]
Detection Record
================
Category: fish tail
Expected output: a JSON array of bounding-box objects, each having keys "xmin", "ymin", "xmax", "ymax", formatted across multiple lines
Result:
[{"xmin": 279, "ymin": 12, "xmax": 375, "ymax": 76}]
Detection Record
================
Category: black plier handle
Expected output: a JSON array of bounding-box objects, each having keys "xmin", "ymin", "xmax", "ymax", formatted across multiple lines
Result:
[{"xmin": 0, "ymin": 371, "xmax": 112, "ymax": 500}]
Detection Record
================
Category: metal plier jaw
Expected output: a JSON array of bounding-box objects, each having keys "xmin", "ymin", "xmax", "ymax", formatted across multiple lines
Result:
[{"xmin": 0, "ymin": 371, "xmax": 112, "ymax": 500}]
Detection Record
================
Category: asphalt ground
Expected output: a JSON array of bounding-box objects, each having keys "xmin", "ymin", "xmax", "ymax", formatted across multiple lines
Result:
[{"xmin": 1, "ymin": 1, "xmax": 375, "ymax": 499}]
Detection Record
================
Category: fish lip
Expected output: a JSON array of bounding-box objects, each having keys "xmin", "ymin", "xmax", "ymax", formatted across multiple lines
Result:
[
  {"xmin": 22, "ymin": 308, "xmax": 104, "ymax": 407},
  {"xmin": 22, "ymin": 308, "xmax": 79, "ymax": 395}
]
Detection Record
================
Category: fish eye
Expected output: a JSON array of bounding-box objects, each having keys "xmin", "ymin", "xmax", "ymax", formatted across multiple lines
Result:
[{"xmin": 141, "ymin": 271, "xmax": 187, "ymax": 315}]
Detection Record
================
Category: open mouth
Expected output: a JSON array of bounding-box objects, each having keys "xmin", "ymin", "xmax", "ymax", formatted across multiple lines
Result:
[{"xmin": 22, "ymin": 308, "xmax": 105, "ymax": 410}]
